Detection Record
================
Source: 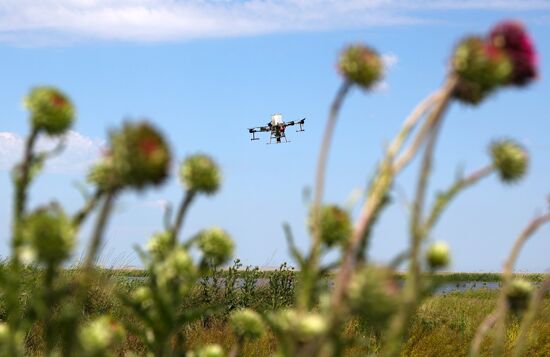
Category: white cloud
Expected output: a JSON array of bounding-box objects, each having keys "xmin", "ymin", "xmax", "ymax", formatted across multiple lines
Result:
[
  {"xmin": 0, "ymin": 130, "xmax": 105, "ymax": 174},
  {"xmin": 3, "ymin": 0, "xmax": 547, "ymax": 45}
]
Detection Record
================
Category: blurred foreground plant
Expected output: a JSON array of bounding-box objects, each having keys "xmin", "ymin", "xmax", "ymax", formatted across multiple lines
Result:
[{"xmin": 0, "ymin": 19, "xmax": 547, "ymax": 357}]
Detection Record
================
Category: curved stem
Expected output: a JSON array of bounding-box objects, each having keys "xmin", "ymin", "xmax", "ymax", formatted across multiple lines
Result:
[
  {"xmin": 83, "ymin": 190, "xmax": 117, "ymax": 270},
  {"xmin": 171, "ymin": 190, "xmax": 196, "ymax": 243},
  {"xmin": 512, "ymin": 274, "xmax": 550, "ymax": 357},
  {"xmin": 72, "ymin": 189, "xmax": 104, "ymax": 228},
  {"xmin": 301, "ymin": 80, "xmax": 351, "ymax": 310},
  {"xmin": 329, "ymin": 76, "xmax": 457, "ymax": 319},
  {"xmin": 424, "ymin": 165, "xmax": 494, "ymax": 231},
  {"xmin": 469, "ymin": 212, "xmax": 550, "ymax": 356}
]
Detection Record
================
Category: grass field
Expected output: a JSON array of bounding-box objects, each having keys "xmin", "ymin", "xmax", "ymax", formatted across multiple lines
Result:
[{"xmin": 5, "ymin": 264, "xmax": 547, "ymax": 356}]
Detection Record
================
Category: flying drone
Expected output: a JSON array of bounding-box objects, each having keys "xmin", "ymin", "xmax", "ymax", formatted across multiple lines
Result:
[{"xmin": 248, "ymin": 114, "xmax": 306, "ymax": 144}]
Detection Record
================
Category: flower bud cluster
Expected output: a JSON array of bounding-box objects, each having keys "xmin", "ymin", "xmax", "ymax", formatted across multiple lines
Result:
[
  {"xmin": 338, "ymin": 45, "xmax": 383, "ymax": 89},
  {"xmin": 154, "ymin": 246, "xmax": 196, "ymax": 288},
  {"xmin": 452, "ymin": 21, "xmax": 537, "ymax": 105},
  {"xmin": 79, "ymin": 316, "xmax": 126, "ymax": 355},
  {"xmin": 25, "ymin": 86, "xmax": 75, "ymax": 135},
  {"xmin": 506, "ymin": 278, "xmax": 533, "ymax": 314},
  {"xmin": 310, "ymin": 205, "xmax": 352, "ymax": 247},
  {"xmin": 146, "ymin": 231, "xmax": 174, "ymax": 260},
  {"xmin": 490, "ymin": 139, "xmax": 528, "ymax": 183},
  {"xmin": 196, "ymin": 227, "xmax": 234, "ymax": 266},
  {"xmin": 347, "ymin": 265, "xmax": 400, "ymax": 329},
  {"xmin": 425, "ymin": 241, "xmax": 451, "ymax": 270},
  {"xmin": 270, "ymin": 309, "xmax": 327, "ymax": 342},
  {"xmin": 180, "ymin": 154, "xmax": 221, "ymax": 194},
  {"xmin": 230, "ymin": 308, "xmax": 265, "ymax": 339},
  {"xmin": 108, "ymin": 121, "xmax": 171, "ymax": 190},
  {"xmin": 22, "ymin": 203, "xmax": 75, "ymax": 265}
]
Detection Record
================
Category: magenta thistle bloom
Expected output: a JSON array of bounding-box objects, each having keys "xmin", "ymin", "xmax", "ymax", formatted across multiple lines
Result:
[{"xmin": 489, "ymin": 20, "xmax": 538, "ymax": 86}]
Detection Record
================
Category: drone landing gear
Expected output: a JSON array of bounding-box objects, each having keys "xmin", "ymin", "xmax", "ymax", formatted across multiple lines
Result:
[
  {"xmin": 250, "ymin": 131, "xmax": 259, "ymax": 141},
  {"xmin": 268, "ymin": 133, "xmax": 289, "ymax": 144}
]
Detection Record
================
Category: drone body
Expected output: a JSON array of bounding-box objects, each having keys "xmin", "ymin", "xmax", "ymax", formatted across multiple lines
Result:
[{"xmin": 248, "ymin": 114, "xmax": 306, "ymax": 144}]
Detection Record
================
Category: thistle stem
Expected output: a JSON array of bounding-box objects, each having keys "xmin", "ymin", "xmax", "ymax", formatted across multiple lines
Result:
[
  {"xmin": 83, "ymin": 190, "xmax": 117, "ymax": 270},
  {"xmin": 171, "ymin": 190, "xmax": 196, "ymax": 243},
  {"xmin": 469, "ymin": 212, "xmax": 550, "ymax": 356},
  {"xmin": 72, "ymin": 189, "xmax": 104, "ymax": 228}
]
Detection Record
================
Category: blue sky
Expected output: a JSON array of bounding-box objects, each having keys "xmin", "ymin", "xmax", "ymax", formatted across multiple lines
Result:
[{"xmin": 1, "ymin": 1, "xmax": 549, "ymax": 271}]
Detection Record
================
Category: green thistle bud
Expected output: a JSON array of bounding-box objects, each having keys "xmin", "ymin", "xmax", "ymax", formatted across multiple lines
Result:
[
  {"xmin": 452, "ymin": 37, "xmax": 512, "ymax": 105},
  {"xmin": 310, "ymin": 205, "xmax": 352, "ymax": 247},
  {"xmin": 25, "ymin": 86, "xmax": 75, "ymax": 135},
  {"xmin": 187, "ymin": 344, "xmax": 226, "ymax": 357},
  {"xmin": 230, "ymin": 308, "xmax": 265, "ymax": 339},
  {"xmin": 22, "ymin": 203, "xmax": 75, "ymax": 265},
  {"xmin": 110, "ymin": 121, "xmax": 171, "ymax": 190},
  {"xmin": 131, "ymin": 286, "xmax": 153, "ymax": 309},
  {"xmin": 347, "ymin": 265, "xmax": 400, "ymax": 329},
  {"xmin": 87, "ymin": 156, "xmax": 121, "ymax": 191},
  {"xmin": 295, "ymin": 313, "xmax": 327, "ymax": 342},
  {"xmin": 154, "ymin": 247, "xmax": 195, "ymax": 287},
  {"xmin": 80, "ymin": 316, "xmax": 125, "ymax": 355},
  {"xmin": 506, "ymin": 279, "xmax": 533, "ymax": 314},
  {"xmin": 490, "ymin": 139, "xmax": 528, "ymax": 183},
  {"xmin": 425, "ymin": 241, "xmax": 451, "ymax": 270},
  {"xmin": 180, "ymin": 154, "xmax": 221, "ymax": 194},
  {"xmin": 0, "ymin": 323, "xmax": 8, "ymax": 343},
  {"xmin": 196, "ymin": 227, "xmax": 234, "ymax": 266},
  {"xmin": 338, "ymin": 44, "xmax": 383, "ymax": 89},
  {"xmin": 146, "ymin": 231, "xmax": 174, "ymax": 259}
]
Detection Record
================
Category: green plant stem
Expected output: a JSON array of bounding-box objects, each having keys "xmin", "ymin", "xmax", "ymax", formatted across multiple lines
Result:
[
  {"xmin": 303, "ymin": 80, "xmax": 351, "ymax": 311},
  {"xmin": 329, "ymin": 76, "xmax": 456, "ymax": 327},
  {"xmin": 381, "ymin": 75, "xmax": 456, "ymax": 357},
  {"xmin": 43, "ymin": 265, "xmax": 57, "ymax": 356},
  {"xmin": 469, "ymin": 212, "xmax": 550, "ymax": 357},
  {"xmin": 171, "ymin": 190, "xmax": 196, "ymax": 243},
  {"xmin": 14, "ymin": 127, "xmax": 39, "ymax": 226},
  {"xmin": 424, "ymin": 165, "xmax": 494, "ymax": 230},
  {"xmin": 72, "ymin": 189, "xmax": 104, "ymax": 228},
  {"xmin": 512, "ymin": 274, "xmax": 550, "ymax": 357},
  {"xmin": 83, "ymin": 191, "xmax": 117, "ymax": 270}
]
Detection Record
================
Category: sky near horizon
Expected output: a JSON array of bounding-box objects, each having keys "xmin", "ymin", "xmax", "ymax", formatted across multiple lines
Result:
[{"xmin": 1, "ymin": 1, "xmax": 549, "ymax": 272}]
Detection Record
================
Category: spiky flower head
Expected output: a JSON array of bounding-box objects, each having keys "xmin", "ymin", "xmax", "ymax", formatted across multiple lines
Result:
[
  {"xmin": 87, "ymin": 155, "xmax": 121, "ymax": 191},
  {"xmin": 79, "ymin": 316, "xmax": 126, "ymax": 355},
  {"xmin": 110, "ymin": 121, "xmax": 171, "ymax": 190},
  {"xmin": 146, "ymin": 231, "xmax": 174, "ymax": 259},
  {"xmin": 25, "ymin": 86, "xmax": 75, "ymax": 135},
  {"xmin": 230, "ymin": 308, "xmax": 265, "ymax": 340},
  {"xmin": 452, "ymin": 36, "xmax": 512, "ymax": 105},
  {"xmin": 338, "ymin": 44, "xmax": 382, "ymax": 89},
  {"xmin": 22, "ymin": 203, "xmax": 75, "ymax": 265},
  {"xmin": 187, "ymin": 344, "xmax": 226, "ymax": 357},
  {"xmin": 347, "ymin": 265, "xmax": 400, "ymax": 329},
  {"xmin": 154, "ymin": 246, "xmax": 196, "ymax": 287},
  {"xmin": 425, "ymin": 241, "xmax": 451, "ymax": 270},
  {"xmin": 180, "ymin": 154, "xmax": 221, "ymax": 194},
  {"xmin": 490, "ymin": 139, "xmax": 528, "ymax": 183},
  {"xmin": 490, "ymin": 21, "xmax": 537, "ymax": 86},
  {"xmin": 310, "ymin": 205, "xmax": 352, "ymax": 247},
  {"xmin": 506, "ymin": 279, "xmax": 534, "ymax": 314},
  {"xmin": 131, "ymin": 286, "xmax": 153, "ymax": 309},
  {"xmin": 196, "ymin": 227, "xmax": 234, "ymax": 266}
]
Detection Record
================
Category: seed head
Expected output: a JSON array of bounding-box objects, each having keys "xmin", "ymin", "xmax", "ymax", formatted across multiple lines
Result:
[
  {"xmin": 22, "ymin": 203, "xmax": 75, "ymax": 265},
  {"xmin": 295, "ymin": 313, "xmax": 327, "ymax": 342},
  {"xmin": 338, "ymin": 44, "xmax": 383, "ymax": 89},
  {"xmin": 506, "ymin": 279, "xmax": 533, "ymax": 314},
  {"xmin": 146, "ymin": 231, "xmax": 174, "ymax": 259},
  {"xmin": 490, "ymin": 139, "xmax": 528, "ymax": 183},
  {"xmin": 489, "ymin": 21, "xmax": 537, "ymax": 86},
  {"xmin": 110, "ymin": 121, "xmax": 171, "ymax": 190},
  {"xmin": 230, "ymin": 308, "xmax": 265, "ymax": 339},
  {"xmin": 426, "ymin": 241, "xmax": 451, "ymax": 270},
  {"xmin": 180, "ymin": 154, "xmax": 221, "ymax": 194},
  {"xmin": 87, "ymin": 156, "xmax": 121, "ymax": 191},
  {"xmin": 196, "ymin": 227, "xmax": 234, "ymax": 266},
  {"xmin": 310, "ymin": 205, "xmax": 352, "ymax": 247},
  {"xmin": 25, "ymin": 86, "xmax": 75, "ymax": 135}
]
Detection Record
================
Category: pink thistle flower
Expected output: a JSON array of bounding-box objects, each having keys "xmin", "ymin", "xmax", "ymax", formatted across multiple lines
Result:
[{"xmin": 489, "ymin": 20, "xmax": 538, "ymax": 86}]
